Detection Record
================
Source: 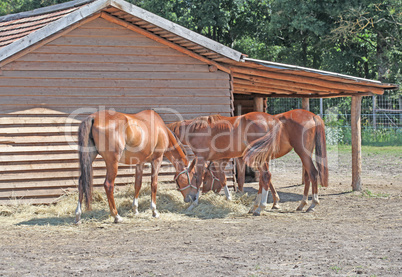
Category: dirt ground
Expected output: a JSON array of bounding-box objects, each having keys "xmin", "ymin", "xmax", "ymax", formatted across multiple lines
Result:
[{"xmin": 0, "ymin": 146, "xmax": 401, "ymax": 277}]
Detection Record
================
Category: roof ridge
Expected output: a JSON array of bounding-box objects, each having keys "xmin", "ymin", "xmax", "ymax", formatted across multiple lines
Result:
[{"xmin": 0, "ymin": 0, "xmax": 94, "ymax": 23}]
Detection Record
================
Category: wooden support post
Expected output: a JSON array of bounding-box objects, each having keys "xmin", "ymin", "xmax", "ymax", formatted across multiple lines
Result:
[
  {"xmin": 301, "ymin": 98, "xmax": 310, "ymax": 184},
  {"xmin": 301, "ymin": 98, "xmax": 310, "ymax": 111},
  {"xmin": 254, "ymin": 96, "xmax": 266, "ymax": 112},
  {"xmin": 351, "ymin": 95, "xmax": 363, "ymax": 191},
  {"xmin": 373, "ymin": 95, "xmax": 377, "ymax": 129},
  {"xmin": 320, "ymin": 98, "xmax": 324, "ymax": 117},
  {"xmin": 252, "ymin": 96, "xmax": 266, "ymax": 182}
]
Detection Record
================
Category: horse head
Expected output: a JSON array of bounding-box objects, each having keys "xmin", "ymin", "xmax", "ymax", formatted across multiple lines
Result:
[
  {"xmin": 174, "ymin": 158, "xmax": 198, "ymax": 203},
  {"xmin": 202, "ymin": 162, "xmax": 222, "ymax": 193}
]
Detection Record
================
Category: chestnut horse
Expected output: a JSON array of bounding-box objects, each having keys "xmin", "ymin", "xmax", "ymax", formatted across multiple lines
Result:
[
  {"xmin": 203, "ymin": 109, "xmax": 329, "ymax": 213},
  {"xmin": 167, "ymin": 112, "xmax": 282, "ymax": 212},
  {"xmin": 75, "ymin": 110, "xmax": 196, "ymax": 224}
]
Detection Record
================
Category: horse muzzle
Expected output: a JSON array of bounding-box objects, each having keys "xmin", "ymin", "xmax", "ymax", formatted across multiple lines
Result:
[{"xmin": 184, "ymin": 193, "xmax": 197, "ymax": 203}]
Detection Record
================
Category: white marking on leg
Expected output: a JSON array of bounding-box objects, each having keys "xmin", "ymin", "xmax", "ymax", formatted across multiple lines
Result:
[
  {"xmin": 306, "ymin": 194, "xmax": 319, "ymax": 212},
  {"xmin": 254, "ymin": 188, "xmax": 269, "ymax": 216},
  {"xmin": 114, "ymin": 214, "xmax": 123, "ymax": 223},
  {"xmin": 249, "ymin": 193, "xmax": 262, "ymax": 213},
  {"xmin": 75, "ymin": 201, "xmax": 81, "ymax": 224},
  {"xmin": 296, "ymin": 194, "xmax": 308, "ymax": 211},
  {"xmin": 223, "ymin": 186, "xmax": 232, "ymax": 201},
  {"xmin": 261, "ymin": 188, "xmax": 268, "ymax": 208},
  {"xmin": 312, "ymin": 194, "xmax": 319, "ymax": 204},
  {"xmin": 132, "ymin": 197, "xmax": 139, "ymax": 214},
  {"xmin": 151, "ymin": 200, "xmax": 159, "ymax": 218}
]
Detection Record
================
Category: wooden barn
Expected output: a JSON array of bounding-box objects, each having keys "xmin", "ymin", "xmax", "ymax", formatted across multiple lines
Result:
[{"xmin": 0, "ymin": 0, "xmax": 397, "ymax": 204}]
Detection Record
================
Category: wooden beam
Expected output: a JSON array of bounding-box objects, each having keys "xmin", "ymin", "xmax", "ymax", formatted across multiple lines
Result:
[
  {"xmin": 351, "ymin": 95, "xmax": 362, "ymax": 191},
  {"xmin": 233, "ymin": 72, "xmax": 346, "ymax": 94},
  {"xmin": 100, "ymin": 12, "xmax": 231, "ymax": 74},
  {"xmin": 233, "ymin": 77, "xmax": 330, "ymax": 95},
  {"xmin": 230, "ymin": 66, "xmax": 385, "ymax": 95},
  {"xmin": 234, "ymin": 84, "xmax": 294, "ymax": 95}
]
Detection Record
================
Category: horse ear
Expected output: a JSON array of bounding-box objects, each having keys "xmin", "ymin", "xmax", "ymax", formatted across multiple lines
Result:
[{"xmin": 187, "ymin": 158, "xmax": 197, "ymax": 172}]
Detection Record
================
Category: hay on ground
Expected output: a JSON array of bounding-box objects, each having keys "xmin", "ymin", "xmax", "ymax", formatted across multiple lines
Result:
[{"xmin": 0, "ymin": 184, "xmax": 258, "ymax": 225}]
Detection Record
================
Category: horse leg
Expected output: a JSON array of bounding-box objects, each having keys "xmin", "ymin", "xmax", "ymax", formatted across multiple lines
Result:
[
  {"xmin": 104, "ymin": 160, "xmax": 122, "ymax": 223},
  {"xmin": 251, "ymin": 163, "xmax": 273, "ymax": 216},
  {"xmin": 306, "ymin": 164, "xmax": 319, "ymax": 212},
  {"xmin": 299, "ymin": 156, "xmax": 319, "ymax": 212},
  {"xmin": 214, "ymin": 159, "xmax": 230, "ymax": 200},
  {"xmin": 194, "ymin": 157, "xmax": 205, "ymax": 204},
  {"xmin": 296, "ymin": 169, "xmax": 310, "ymax": 211},
  {"xmin": 150, "ymin": 156, "xmax": 163, "ymax": 218},
  {"xmin": 75, "ymin": 185, "xmax": 84, "ymax": 224},
  {"xmin": 218, "ymin": 161, "xmax": 231, "ymax": 201},
  {"xmin": 269, "ymin": 180, "xmax": 281, "ymax": 210},
  {"xmin": 132, "ymin": 163, "xmax": 144, "ymax": 215},
  {"xmin": 235, "ymin": 158, "xmax": 246, "ymax": 192}
]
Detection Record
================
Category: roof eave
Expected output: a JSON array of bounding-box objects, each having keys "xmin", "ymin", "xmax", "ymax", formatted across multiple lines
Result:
[{"xmin": 242, "ymin": 57, "xmax": 399, "ymax": 91}]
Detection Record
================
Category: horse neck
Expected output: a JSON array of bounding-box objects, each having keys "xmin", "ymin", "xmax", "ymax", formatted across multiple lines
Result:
[
  {"xmin": 169, "ymin": 121, "xmax": 191, "ymax": 145},
  {"xmin": 165, "ymin": 130, "xmax": 189, "ymax": 172}
]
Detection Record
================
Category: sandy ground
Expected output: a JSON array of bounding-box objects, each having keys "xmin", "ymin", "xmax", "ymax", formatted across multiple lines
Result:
[{"xmin": 0, "ymin": 147, "xmax": 401, "ymax": 277}]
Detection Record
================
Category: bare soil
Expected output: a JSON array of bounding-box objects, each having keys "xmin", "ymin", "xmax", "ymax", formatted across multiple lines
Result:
[{"xmin": 0, "ymin": 146, "xmax": 401, "ymax": 277}]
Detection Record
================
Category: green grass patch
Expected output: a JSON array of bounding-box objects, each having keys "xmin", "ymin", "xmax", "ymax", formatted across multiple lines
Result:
[{"xmin": 361, "ymin": 189, "xmax": 390, "ymax": 198}]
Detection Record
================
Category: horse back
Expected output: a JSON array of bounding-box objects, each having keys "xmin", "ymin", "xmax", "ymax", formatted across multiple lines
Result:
[{"xmin": 91, "ymin": 110, "xmax": 169, "ymax": 164}]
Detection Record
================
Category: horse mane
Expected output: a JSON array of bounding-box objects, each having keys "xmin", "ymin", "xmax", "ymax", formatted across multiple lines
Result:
[
  {"xmin": 188, "ymin": 114, "xmax": 223, "ymax": 132},
  {"xmin": 166, "ymin": 128, "xmax": 187, "ymax": 156},
  {"xmin": 166, "ymin": 122, "xmax": 181, "ymax": 136}
]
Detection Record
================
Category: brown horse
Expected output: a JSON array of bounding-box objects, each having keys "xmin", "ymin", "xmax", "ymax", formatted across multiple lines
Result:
[
  {"xmin": 75, "ymin": 110, "xmax": 196, "ymax": 224},
  {"xmin": 167, "ymin": 112, "xmax": 282, "ymax": 211},
  {"xmin": 203, "ymin": 109, "xmax": 329, "ymax": 213}
]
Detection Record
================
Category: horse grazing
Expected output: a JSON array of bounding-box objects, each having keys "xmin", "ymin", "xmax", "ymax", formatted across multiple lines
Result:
[
  {"xmin": 75, "ymin": 110, "xmax": 196, "ymax": 224},
  {"xmin": 203, "ymin": 109, "xmax": 329, "ymax": 213},
  {"xmin": 167, "ymin": 112, "xmax": 282, "ymax": 212}
]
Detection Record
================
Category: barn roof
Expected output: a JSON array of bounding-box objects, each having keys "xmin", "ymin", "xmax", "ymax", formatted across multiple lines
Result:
[{"xmin": 0, "ymin": 0, "xmax": 398, "ymax": 98}]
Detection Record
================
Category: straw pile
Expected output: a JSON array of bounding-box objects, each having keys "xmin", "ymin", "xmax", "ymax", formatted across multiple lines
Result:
[{"xmin": 0, "ymin": 184, "xmax": 257, "ymax": 226}]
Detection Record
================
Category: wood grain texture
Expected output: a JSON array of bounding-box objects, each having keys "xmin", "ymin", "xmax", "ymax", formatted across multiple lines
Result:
[{"xmin": 0, "ymin": 18, "xmax": 232, "ymax": 203}]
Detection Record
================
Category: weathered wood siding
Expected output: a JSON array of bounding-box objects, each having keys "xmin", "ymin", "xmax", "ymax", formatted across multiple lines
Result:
[
  {"xmin": 233, "ymin": 95, "xmax": 255, "ymax": 115},
  {"xmin": 0, "ymin": 18, "xmax": 232, "ymax": 204}
]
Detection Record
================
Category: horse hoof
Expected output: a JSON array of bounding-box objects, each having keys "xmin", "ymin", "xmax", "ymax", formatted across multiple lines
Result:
[
  {"xmin": 272, "ymin": 204, "xmax": 281, "ymax": 210},
  {"xmin": 253, "ymin": 211, "xmax": 261, "ymax": 216},
  {"xmin": 74, "ymin": 220, "xmax": 81, "ymax": 225},
  {"xmin": 296, "ymin": 206, "xmax": 304, "ymax": 211},
  {"xmin": 152, "ymin": 212, "xmax": 160, "ymax": 218},
  {"xmin": 306, "ymin": 207, "xmax": 315, "ymax": 213},
  {"xmin": 114, "ymin": 215, "xmax": 124, "ymax": 223}
]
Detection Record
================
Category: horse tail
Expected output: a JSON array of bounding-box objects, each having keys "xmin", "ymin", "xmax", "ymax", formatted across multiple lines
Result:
[
  {"xmin": 314, "ymin": 115, "xmax": 329, "ymax": 187},
  {"xmin": 78, "ymin": 115, "xmax": 97, "ymax": 210},
  {"xmin": 243, "ymin": 119, "xmax": 282, "ymax": 167}
]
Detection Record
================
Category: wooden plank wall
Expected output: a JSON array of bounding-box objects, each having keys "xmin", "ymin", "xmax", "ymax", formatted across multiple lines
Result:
[
  {"xmin": 233, "ymin": 95, "xmax": 254, "ymax": 115},
  {"xmin": 0, "ymin": 18, "xmax": 232, "ymax": 204}
]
